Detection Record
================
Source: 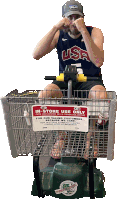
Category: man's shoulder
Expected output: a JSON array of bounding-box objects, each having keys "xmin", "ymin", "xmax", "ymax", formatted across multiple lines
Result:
[
  {"xmin": 90, "ymin": 26, "xmax": 104, "ymax": 37},
  {"xmin": 87, "ymin": 26, "xmax": 102, "ymax": 32},
  {"xmin": 86, "ymin": 26, "xmax": 103, "ymax": 37},
  {"xmin": 86, "ymin": 26, "xmax": 102, "ymax": 30}
]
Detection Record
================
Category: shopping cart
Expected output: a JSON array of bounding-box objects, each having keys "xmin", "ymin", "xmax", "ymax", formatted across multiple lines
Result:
[{"xmin": 1, "ymin": 65, "xmax": 117, "ymax": 199}]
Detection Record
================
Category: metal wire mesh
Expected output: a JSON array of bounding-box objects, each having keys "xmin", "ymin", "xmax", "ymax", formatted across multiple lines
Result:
[{"xmin": 1, "ymin": 90, "xmax": 116, "ymax": 160}]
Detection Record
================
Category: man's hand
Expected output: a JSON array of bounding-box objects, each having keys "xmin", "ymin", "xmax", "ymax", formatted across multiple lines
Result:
[
  {"xmin": 73, "ymin": 18, "xmax": 86, "ymax": 33},
  {"xmin": 55, "ymin": 18, "xmax": 71, "ymax": 31}
]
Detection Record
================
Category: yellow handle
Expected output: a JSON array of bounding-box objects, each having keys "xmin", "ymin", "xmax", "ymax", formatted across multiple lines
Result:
[
  {"xmin": 56, "ymin": 73, "xmax": 64, "ymax": 81},
  {"xmin": 77, "ymin": 74, "xmax": 87, "ymax": 82},
  {"xmin": 56, "ymin": 73, "xmax": 87, "ymax": 82}
]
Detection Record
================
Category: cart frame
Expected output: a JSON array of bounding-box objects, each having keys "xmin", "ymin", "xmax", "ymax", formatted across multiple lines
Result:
[{"xmin": 1, "ymin": 65, "xmax": 117, "ymax": 199}]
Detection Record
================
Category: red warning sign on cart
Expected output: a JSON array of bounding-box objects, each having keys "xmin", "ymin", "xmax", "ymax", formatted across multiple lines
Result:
[{"xmin": 32, "ymin": 105, "xmax": 89, "ymax": 132}]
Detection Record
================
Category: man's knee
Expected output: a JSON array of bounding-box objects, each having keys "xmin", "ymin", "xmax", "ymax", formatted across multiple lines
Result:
[
  {"xmin": 38, "ymin": 83, "xmax": 63, "ymax": 98},
  {"xmin": 88, "ymin": 85, "xmax": 107, "ymax": 99}
]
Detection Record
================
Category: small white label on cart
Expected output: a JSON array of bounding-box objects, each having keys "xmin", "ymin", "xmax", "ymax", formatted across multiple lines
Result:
[
  {"xmin": 32, "ymin": 105, "xmax": 89, "ymax": 132},
  {"xmin": 55, "ymin": 180, "xmax": 78, "ymax": 196}
]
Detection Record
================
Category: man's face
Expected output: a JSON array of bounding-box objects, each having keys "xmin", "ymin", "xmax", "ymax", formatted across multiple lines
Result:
[{"xmin": 67, "ymin": 14, "xmax": 82, "ymax": 35}]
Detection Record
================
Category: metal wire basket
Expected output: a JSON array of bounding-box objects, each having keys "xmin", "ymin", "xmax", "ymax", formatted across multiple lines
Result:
[{"xmin": 1, "ymin": 89, "xmax": 116, "ymax": 161}]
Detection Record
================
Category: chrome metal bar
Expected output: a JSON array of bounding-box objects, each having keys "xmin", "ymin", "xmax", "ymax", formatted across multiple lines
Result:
[
  {"xmin": 107, "ymin": 98, "xmax": 116, "ymax": 160},
  {"xmin": 68, "ymin": 80, "xmax": 72, "ymax": 104},
  {"xmin": 1, "ymin": 97, "xmax": 18, "ymax": 158}
]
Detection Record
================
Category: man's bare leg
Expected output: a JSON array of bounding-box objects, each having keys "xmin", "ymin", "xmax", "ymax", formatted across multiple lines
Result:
[{"xmin": 84, "ymin": 114, "xmax": 100, "ymax": 159}]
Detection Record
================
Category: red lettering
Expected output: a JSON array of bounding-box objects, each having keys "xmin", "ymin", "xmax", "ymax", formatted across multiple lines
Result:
[
  {"xmin": 62, "ymin": 49, "xmax": 70, "ymax": 61},
  {"xmin": 80, "ymin": 49, "xmax": 90, "ymax": 62},
  {"xmin": 62, "ymin": 46, "xmax": 91, "ymax": 62},
  {"xmin": 71, "ymin": 46, "xmax": 80, "ymax": 60}
]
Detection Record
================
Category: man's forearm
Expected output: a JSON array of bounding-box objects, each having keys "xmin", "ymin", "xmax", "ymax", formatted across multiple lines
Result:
[
  {"xmin": 81, "ymin": 27, "xmax": 104, "ymax": 68},
  {"xmin": 33, "ymin": 26, "xmax": 58, "ymax": 60}
]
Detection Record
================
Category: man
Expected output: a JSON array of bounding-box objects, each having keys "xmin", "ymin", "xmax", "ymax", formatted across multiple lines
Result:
[{"xmin": 33, "ymin": 0, "xmax": 107, "ymax": 164}]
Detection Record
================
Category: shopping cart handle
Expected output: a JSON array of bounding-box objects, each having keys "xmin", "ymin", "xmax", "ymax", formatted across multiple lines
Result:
[
  {"xmin": 44, "ymin": 76, "xmax": 56, "ymax": 80},
  {"xmin": 44, "ymin": 75, "xmax": 101, "ymax": 82},
  {"xmin": 87, "ymin": 77, "xmax": 100, "ymax": 81}
]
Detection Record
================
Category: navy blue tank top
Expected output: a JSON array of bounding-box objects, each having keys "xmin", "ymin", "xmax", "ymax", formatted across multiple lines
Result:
[{"xmin": 56, "ymin": 26, "xmax": 101, "ymax": 77}]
